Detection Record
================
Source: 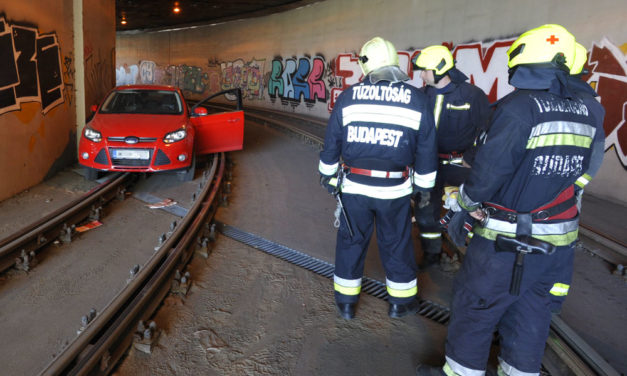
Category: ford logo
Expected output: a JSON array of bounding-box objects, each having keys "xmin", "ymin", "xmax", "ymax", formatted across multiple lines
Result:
[{"xmin": 125, "ymin": 136, "xmax": 139, "ymax": 144}]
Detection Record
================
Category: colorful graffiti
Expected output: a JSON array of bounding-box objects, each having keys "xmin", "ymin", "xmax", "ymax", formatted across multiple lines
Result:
[
  {"xmin": 584, "ymin": 38, "xmax": 627, "ymax": 168},
  {"xmin": 328, "ymin": 38, "xmax": 626, "ymax": 167},
  {"xmin": 268, "ymin": 56, "xmax": 327, "ymax": 107},
  {"xmin": 0, "ymin": 18, "xmax": 64, "ymax": 115},
  {"xmin": 221, "ymin": 58, "xmax": 265, "ymax": 99},
  {"xmin": 329, "ymin": 38, "xmax": 516, "ymax": 111}
]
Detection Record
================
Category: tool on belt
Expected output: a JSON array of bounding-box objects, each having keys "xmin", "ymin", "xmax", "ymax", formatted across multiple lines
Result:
[
  {"xmin": 333, "ymin": 168, "xmax": 354, "ymax": 237},
  {"xmin": 495, "ymin": 216, "xmax": 556, "ymax": 296},
  {"xmin": 488, "ymin": 187, "xmax": 578, "ymax": 295}
]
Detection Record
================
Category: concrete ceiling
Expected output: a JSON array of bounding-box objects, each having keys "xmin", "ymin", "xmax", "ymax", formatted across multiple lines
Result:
[{"xmin": 116, "ymin": 0, "xmax": 323, "ymax": 32}]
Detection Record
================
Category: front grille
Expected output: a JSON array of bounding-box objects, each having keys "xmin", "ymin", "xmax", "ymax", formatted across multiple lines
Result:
[
  {"xmin": 107, "ymin": 136, "xmax": 158, "ymax": 143},
  {"xmin": 154, "ymin": 149, "xmax": 171, "ymax": 166},
  {"xmin": 110, "ymin": 148, "xmax": 153, "ymax": 167}
]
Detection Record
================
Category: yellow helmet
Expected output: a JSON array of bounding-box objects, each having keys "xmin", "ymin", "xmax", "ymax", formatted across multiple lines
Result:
[
  {"xmin": 570, "ymin": 42, "xmax": 588, "ymax": 75},
  {"xmin": 507, "ymin": 24, "xmax": 576, "ymax": 71},
  {"xmin": 358, "ymin": 37, "xmax": 400, "ymax": 76},
  {"xmin": 412, "ymin": 45, "xmax": 455, "ymax": 75}
]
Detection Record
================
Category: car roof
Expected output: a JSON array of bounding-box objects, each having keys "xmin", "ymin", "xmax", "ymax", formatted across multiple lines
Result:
[{"xmin": 113, "ymin": 85, "xmax": 179, "ymax": 92}]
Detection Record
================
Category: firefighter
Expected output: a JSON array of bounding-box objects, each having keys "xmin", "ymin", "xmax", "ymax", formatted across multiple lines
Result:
[
  {"xmin": 548, "ymin": 42, "xmax": 606, "ymax": 313},
  {"xmin": 415, "ymin": 24, "xmax": 605, "ymax": 375},
  {"xmin": 411, "ymin": 45, "xmax": 490, "ymax": 270},
  {"xmin": 318, "ymin": 37, "xmax": 438, "ymax": 320}
]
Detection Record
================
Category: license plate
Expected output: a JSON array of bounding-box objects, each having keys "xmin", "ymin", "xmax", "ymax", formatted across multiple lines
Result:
[{"xmin": 112, "ymin": 149, "xmax": 150, "ymax": 159}]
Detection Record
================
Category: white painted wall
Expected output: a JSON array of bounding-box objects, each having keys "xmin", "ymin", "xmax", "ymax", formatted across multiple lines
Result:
[{"xmin": 116, "ymin": 0, "xmax": 627, "ymax": 203}]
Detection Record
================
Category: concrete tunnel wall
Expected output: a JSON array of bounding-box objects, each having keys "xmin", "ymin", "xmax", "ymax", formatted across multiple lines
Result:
[
  {"xmin": 116, "ymin": 0, "xmax": 627, "ymax": 204},
  {"xmin": 0, "ymin": 0, "xmax": 116, "ymax": 202}
]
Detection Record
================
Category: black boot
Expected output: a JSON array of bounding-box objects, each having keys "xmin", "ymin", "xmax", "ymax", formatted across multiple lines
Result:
[
  {"xmin": 420, "ymin": 252, "xmax": 440, "ymax": 268},
  {"xmin": 388, "ymin": 298, "xmax": 419, "ymax": 318},
  {"xmin": 336, "ymin": 302, "xmax": 356, "ymax": 320},
  {"xmin": 415, "ymin": 364, "xmax": 446, "ymax": 376}
]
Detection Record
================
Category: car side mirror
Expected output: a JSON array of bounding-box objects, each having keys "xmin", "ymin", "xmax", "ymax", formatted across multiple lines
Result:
[
  {"xmin": 193, "ymin": 107, "xmax": 208, "ymax": 116},
  {"xmin": 90, "ymin": 104, "xmax": 98, "ymax": 113}
]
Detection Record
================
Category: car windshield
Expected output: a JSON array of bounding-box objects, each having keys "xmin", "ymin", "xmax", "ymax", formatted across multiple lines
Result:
[{"xmin": 99, "ymin": 89, "xmax": 183, "ymax": 115}]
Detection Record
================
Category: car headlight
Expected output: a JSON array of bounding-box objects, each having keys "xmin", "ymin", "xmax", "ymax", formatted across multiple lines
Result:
[
  {"xmin": 84, "ymin": 127, "xmax": 102, "ymax": 142},
  {"xmin": 164, "ymin": 128, "xmax": 187, "ymax": 143}
]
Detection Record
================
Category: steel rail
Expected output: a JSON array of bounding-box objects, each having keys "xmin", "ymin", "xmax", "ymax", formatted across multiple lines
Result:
[
  {"xmin": 0, "ymin": 172, "xmax": 133, "ymax": 274},
  {"xmin": 38, "ymin": 153, "xmax": 225, "ymax": 376}
]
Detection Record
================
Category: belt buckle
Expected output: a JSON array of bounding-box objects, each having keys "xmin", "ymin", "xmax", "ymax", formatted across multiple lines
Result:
[{"xmin": 485, "ymin": 206, "xmax": 497, "ymax": 215}]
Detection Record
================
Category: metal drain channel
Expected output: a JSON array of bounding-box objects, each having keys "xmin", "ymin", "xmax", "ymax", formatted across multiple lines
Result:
[{"xmin": 215, "ymin": 221, "xmax": 450, "ymax": 325}]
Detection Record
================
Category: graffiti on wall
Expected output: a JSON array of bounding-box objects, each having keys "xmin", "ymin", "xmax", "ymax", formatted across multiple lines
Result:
[
  {"xmin": 329, "ymin": 37, "xmax": 627, "ymax": 166},
  {"xmin": 62, "ymin": 52, "xmax": 75, "ymax": 107},
  {"xmin": 0, "ymin": 17, "xmax": 64, "ymax": 115},
  {"xmin": 584, "ymin": 38, "xmax": 627, "ymax": 168},
  {"xmin": 86, "ymin": 48, "xmax": 115, "ymax": 107},
  {"xmin": 329, "ymin": 38, "xmax": 516, "ymax": 111},
  {"xmin": 114, "ymin": 36, "xmax": 625, "ymax": 166},
  {"xmin": 116, "ymin": 63, "xmax": 139, "ymax": 86},
  {"xmin": 221, "ymin": 58, "xmax": 265, "ymax": 99},
  {"xmin": 268, "ymin": 55, "xmax": 327, "ymax": 107}
]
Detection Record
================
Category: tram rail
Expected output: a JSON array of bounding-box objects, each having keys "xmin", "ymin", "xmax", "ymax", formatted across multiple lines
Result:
[
  {"xmin": 36, "ymin": 153, "xmax": 226, "ymax": 375},
  {"xmin": 0, "ymin": 172, "xmax": 134, "ymax": 275}
]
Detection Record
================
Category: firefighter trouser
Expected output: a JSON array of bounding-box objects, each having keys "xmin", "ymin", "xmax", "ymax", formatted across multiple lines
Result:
[
  {"xmin": 334, "ymin": 193, "xmax": 417, "ymax": 306},
  {"xmin": 414, "ymin": 163, "xmax": 469, "ymax": 255},
  {"xmin": 444, "ymin": 235, "xmax": 574, "ymax": 375}
]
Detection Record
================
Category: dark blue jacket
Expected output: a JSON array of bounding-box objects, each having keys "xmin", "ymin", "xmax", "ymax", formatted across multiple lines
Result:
[
  {"xmin": 319, "ymin": 76, "xmax": 438, "ymax": 197},
  {"xmin": 458, "ymin": 67, "xmax": 604, "ymax": 245},
  {"xmin": 421, "ymin": 78, "xmax": 490, "ymax": 159}
]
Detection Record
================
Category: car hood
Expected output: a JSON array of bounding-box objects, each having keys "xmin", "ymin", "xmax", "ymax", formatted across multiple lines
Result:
[{"xmin": 89, "ymin": 114, "xmax": 188, "ymax": 137}]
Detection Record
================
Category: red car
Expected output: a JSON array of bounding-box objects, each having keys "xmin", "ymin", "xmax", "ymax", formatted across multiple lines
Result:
[{"xmin": 78, "ymin": 85, "xmax": 244, "ymax": 180}]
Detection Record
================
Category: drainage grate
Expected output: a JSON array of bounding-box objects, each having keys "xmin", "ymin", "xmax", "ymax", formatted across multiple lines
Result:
[{"xmin": 215, "ymin": 221, "xmax": 450, "ymax": 325}]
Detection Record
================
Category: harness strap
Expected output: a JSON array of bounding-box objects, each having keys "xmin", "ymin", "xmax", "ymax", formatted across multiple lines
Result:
[
  {"xmin": 438, "ymin": 151, "xmax": 464, "ymax": 166},
  {"xmin": 438, "ymin": 151, "xmax": 464, "ymax": 160},
  {"xmin": 344, "ymin": 165, "xmax": 409, "ymax": 179},
  {"xmin": 485, "ymin": 185, "xmax": 577, "ymax": 223}
]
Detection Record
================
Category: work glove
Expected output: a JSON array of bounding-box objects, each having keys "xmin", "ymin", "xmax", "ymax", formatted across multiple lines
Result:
[
  {"xmin": 442, "ymin": 186, "xmax": 461, "ymax": 212},
  {"xmin": 446, "ymin": 210, "xmax": 474, "ymax": 248},
  {"xmin": 319, "ymin": 174, "xmax": 335, "ymax": 194}
]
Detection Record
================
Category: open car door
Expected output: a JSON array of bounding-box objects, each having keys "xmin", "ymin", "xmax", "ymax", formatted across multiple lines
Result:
[{"xmin": 191, "ymin": 88, "xmax": 244, "ymax": 154}]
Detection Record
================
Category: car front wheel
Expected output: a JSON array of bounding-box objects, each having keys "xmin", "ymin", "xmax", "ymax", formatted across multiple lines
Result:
[
  {"xmin": 84, "ymin": 167, "xmax": 99, "ymax": 181},
  {"xmin": 177, "ymin": 155, "xmax": 195, "ymax": 182}
]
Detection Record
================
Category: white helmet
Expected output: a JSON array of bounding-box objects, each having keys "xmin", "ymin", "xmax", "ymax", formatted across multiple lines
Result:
[{"xmin": 358, "ymin": 37, "xmax": 408, "ymax": 83}]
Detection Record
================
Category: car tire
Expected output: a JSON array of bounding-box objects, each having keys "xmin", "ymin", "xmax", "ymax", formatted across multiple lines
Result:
[
  {"xmin": 84, "ymin": 167, "xmax": 99, "ymax": 181},
  {"xmin": 177, "ymin": 155, "xmax": 195, "ymax": 182}
]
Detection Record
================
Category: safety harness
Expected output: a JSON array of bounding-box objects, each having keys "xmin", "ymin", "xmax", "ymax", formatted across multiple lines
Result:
[
  {"xmin": 485, "ymin": 185, "xmax": 577, "ymax": 295},
  {"xmin": 438, "ymin": 151, "xmax": 464, "ymax": 165},
  {"xmin": 343, "ymin": 165, "xmax": 410, "ymax": 179},
  {"xmin": 484, "ymin": 185, "xmax": 578, "ymax": 223}
]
